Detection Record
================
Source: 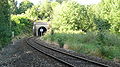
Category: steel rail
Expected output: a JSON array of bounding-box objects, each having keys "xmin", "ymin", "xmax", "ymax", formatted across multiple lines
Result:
[
  {"xmin": 26, "ymin": 37, "xmax": 75, "ymax": 67},
  {"xmin": 34, "ymin": 37, "xmax": 110, "ymax": 67}
]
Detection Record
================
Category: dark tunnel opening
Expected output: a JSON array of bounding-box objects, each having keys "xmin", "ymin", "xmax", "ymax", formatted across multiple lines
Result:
[{"xmin": 38, "ymin": 26, "xmax": 47, "ymax": 36}]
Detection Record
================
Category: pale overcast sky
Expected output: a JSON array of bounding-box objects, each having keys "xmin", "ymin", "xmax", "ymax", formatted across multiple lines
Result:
[{"xmin": 17, "ymin": 0, "xmax": 101, "ymax": 5}]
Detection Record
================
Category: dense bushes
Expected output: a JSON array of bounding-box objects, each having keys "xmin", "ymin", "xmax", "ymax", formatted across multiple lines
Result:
[
  {"xmin": 0, "ymin": 0, "xmax": 33, "ymax": 48},
  {"xmin": 25, "ymin": 2, "xmax": 59, "ymax": 21},
  {"xmin": 24, "ymin": 0, "xmax": 120, "ymax": 33},
  {"xmin": 41, "ymin": 0, "xmax": 120, "ymax": 60},
  {"xmin": 42, "ymin": 31, "xmax": 120, "ymax": 60},
  {"xmin": 18, "ymin": 0, "xmax": 33, "ymax": 14},
  {"xmin": 19, "ymin": 0, "xmax": 120, "ymax": 34},
  {"xmin": 11, "ymin": 15, "xmax": 32, "ymax": 36},
  {"xmin": 92, "ymin": 0, "xmax": 120, "ymax": 33},
  {"xmin": 1, "ymin": 0, "xmax": 120, "ymax": 61},
  {"xmin": 51, "ymin": 0, "xmax": 120, "ymax": 33},
  {"xmin": 0, "ymin": 0, "xmax": 11, "ymax": 47},
  {"xmin": 52, "ymin": 1, "xmax": 94, "ymax": 31}
]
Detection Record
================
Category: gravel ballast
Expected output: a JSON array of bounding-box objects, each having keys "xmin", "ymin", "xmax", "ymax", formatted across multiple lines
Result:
[
  {"xmin": 0, "ymin": 38, "xmax": 69, "ymax": 67},
  {"xmin": 1, "ymin": 37, "xmax": 120, "ymax": 67},
  {"xmin": 36, "ymin": 38, "xmax": 120, "ymax": 67}
]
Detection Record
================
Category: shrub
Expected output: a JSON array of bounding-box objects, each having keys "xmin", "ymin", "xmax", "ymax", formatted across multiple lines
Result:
[
  {"xmin": 42, "ymin": 31, "xmax": 120, "ymax": 60},
  {"xmin": 11, "ymin": 14, "xmax": 32, "ymax": 36},
  {"xmin": 0, "ymin": 0, "xmax": 11, "ymax": 47}
]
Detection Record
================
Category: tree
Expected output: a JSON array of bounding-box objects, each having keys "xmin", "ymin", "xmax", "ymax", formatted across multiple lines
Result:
[
  {"xmin": 92, "ymin": 0, "xmax": 120, "ymax": 33},
  {"xmin": 25, "ymin": 5, "xmax": 39, "ymax": 20},
  {"xmin": 56, "ymin": 0, "xmax": 68, "ymax": 3},
  {"xmin": 25, "ymin": 2, "xmax": 59, "ymax": 21},
  {"xmin": 18, "ymin": 0, "xmax": 33, "ymax": 14},
  {"xmin": 8, "ymin": 0, "xmax": 18, "ymax": 14},
  {"xmin": 37, "ymin": 2, "xmax": 53, "ymax": 21},
  {"xmin": 94, "ymin": 17, "xmax": 110, "ymax": 31},
  {"xmin": 0, "ymin": 0, "xmax": 11, "ymax": 46},
  {"xmin": 52, "ymin": 1, "xmax": 94, "ymax": 31},
  {"xmin": 11, "ymin": 15, "xmax": 32, "ymax": 36}
]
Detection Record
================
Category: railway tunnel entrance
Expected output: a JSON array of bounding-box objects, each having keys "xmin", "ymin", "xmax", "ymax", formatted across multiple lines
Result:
[
  {"xmin": 38, "ymin": 26, "xmax": 47, "ymax": 36},
  {"xmin": 33, "ymin": 22, "xmax": 49, "ymax": 36}
]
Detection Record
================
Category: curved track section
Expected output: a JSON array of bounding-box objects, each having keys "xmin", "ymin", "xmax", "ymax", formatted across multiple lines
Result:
[
  {"xmin": 26, "ymin": 37, "xmax": 111, "ymax": 67},
  {"xmin": 26, "ymin": 37, "xmax": 74, "ymax": 67}
]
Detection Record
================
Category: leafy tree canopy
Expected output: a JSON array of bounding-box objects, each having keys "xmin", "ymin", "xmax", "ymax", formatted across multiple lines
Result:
[
  {"xmin": 52, "ymin": 1, "xmax": 95, "ymax": 31},
  {"xmin": 8, "ymin": 0, "xmax": 18, "ymax": 14},
  {"xmin": 0, "ymin": 0, "xmax": 11, "ymax": 45},
  {"xmin": 18, "ymin": 0, "xmax": 33, "ymax": 14},
  {"xmin": 25, "ymin": 1, "xmax": 59, "ymax": 21}
]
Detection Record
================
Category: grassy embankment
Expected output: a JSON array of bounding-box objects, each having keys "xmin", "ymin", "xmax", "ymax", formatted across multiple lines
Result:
[{"xmin": 42, "ymin": 30, "xmax": 120, "ymax": 62}]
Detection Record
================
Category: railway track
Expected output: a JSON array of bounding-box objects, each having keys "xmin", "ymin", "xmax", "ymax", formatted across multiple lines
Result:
[{"xmin": 26, "ymin": 37, "xmax": 112, "ymax": 67}]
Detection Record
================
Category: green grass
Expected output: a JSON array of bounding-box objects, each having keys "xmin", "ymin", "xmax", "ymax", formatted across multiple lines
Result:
[{"xmin": 42, "ymin": 31, "xmax": 120, "ymax": 61}]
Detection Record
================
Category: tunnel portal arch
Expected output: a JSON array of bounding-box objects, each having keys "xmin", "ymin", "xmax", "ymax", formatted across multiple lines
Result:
[{"xmin": 33, "ymin": 22, "xmax": 49, "ymax": 36}]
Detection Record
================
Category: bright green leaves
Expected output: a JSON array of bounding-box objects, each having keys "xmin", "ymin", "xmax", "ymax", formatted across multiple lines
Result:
[
  {"xmin": 92, "ymin": 0, "xmax": 120, "ymax": 33},
  {"xmin": 11, "ymin": 15, "xmax": 32, "ymax": 36},
  {"xmin": 52, "ymin": 1, "xmax": 94, "ymax": 32},
  {"xmin": 25, "ymin": 2, "xmax": 59, "ymax": 21}
]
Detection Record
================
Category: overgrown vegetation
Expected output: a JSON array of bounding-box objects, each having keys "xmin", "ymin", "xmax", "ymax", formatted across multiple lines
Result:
[
  {"xmin": 42, "ymin": 0, "xmax": 120, "ymax": 62},
  {"xmin": 0, "ymin": 0, "xmax": 33, "ymax": 49},
  {"xmin": 1, "ymin": 0, "xmax": 120, "ymax": 62},
  {"xmin": 42, "ymin": 31, "xmax": 120, "ymax": 61},
  {"xmin": 0, "ymin": 0, "xmax": 11, "ymax": 48},
  {"xmin": 18, "ymin": 0, "xmax": 33, "ymax": 14},
  {"xmin": 11, "ymin": 15, "xmax": 32, "ymax": 36}
]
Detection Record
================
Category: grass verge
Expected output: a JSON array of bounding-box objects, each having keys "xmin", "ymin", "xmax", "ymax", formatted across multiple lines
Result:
[{"xmin": 42, "ymin": 31, "xmax": 120, "ymax": 62}]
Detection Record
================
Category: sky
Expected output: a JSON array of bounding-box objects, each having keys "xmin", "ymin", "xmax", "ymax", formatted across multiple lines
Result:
[{"xmin": 17, "ymin": 0, "xmax": 101, "ymax": 5}]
